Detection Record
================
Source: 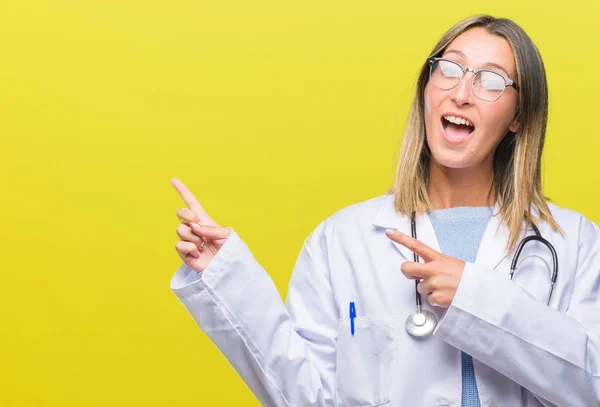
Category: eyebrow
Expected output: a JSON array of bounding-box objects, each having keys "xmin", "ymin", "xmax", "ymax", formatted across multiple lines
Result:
[{"xmin": 443, "ymin": 49, "xmax": 511, "ymax": 76}]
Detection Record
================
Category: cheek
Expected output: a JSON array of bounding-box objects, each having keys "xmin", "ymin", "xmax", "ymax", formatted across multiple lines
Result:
[
  {"xmin": 424, "ymin": 85, "xmax": 443, "ymax": 124},
  {"xmin": 480, "ymin": 104, "xmax": 515, "ymax": 141},
  {"xmin": 424, "ymin": 89, "xmax": 432, "ymax": 118},
  {"xmin": 485, "ymin": 93, "xmax": 518, "ymax": 129}
]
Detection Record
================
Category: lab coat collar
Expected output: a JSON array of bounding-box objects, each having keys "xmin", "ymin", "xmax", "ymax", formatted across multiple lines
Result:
[
  {"xmin": 372, "ymin": 195, "xmax": 441, "ymax": 263},
  {"xmin": 474, "ymin": 205, "xmax": 510, "ymax": 269},
  {"xmin": 372, "ymin": 194, "xmax": 511, "ymax": 269}
]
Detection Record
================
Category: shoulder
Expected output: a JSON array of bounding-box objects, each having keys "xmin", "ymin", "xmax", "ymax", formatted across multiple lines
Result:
[
  {"xmin": 306, "ymin": 194, "xmax": 391, "ymax": 241},
  {"xmin": 544, "ymin": 202, "xmax": 600, "ymax": 241},
  {"xmin": 328, "ymin": 195, "xmax": 390, "ymax": 223},
  {"xmin": 545, "ymin": 202, "xmax": 585, "ymax": 223}
]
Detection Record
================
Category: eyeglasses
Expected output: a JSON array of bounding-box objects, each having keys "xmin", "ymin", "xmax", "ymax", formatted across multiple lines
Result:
[{"xmin": 427, "ymin": 57, "xmax": 519, "ymax": 102}]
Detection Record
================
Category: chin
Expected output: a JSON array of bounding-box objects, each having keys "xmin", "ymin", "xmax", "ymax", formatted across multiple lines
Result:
[{"xmin": 429, "ymin": 147, "xmax": 479, "ymax": 170}]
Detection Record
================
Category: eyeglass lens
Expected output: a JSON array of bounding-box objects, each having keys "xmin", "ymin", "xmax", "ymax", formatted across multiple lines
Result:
[{"xmin": 430, "ymin": 59, "xmax": 506, "ymax": 102}]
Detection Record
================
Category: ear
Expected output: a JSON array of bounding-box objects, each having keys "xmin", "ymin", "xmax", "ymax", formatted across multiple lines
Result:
[{"xmin": 509, "ymin": 106, "xmax": 520, "ymax": 133}]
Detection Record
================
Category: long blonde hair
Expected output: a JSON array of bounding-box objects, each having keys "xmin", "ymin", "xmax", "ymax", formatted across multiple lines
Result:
[{"xmin": 393, "ymin": 15, "xmax": 561, "ymax": 251}]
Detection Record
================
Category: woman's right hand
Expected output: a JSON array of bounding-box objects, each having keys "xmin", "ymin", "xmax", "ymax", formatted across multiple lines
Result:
[{"xmin": 171, "ymin": 178, "xmax": 231, "ymax": 272}]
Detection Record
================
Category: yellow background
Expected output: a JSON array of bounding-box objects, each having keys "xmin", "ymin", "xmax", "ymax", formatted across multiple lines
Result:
[{"xmin": 1, "ymin": 0, "xmax": 599, "ymax": 405}]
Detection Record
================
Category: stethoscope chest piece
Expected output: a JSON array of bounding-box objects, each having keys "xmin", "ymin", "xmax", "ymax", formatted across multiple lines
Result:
[{"xmin": 405, "ymin": 310, "xmax": 437, "ymax": 337}]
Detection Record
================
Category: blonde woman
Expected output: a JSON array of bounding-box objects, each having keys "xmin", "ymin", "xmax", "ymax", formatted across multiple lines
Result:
[{"xmin": 170, "ymin": 15, "xmax": 600, "ymax": 407}]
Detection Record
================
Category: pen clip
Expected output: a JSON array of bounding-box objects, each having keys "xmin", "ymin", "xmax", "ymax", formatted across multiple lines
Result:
[{"xmin": 349, "ymin": 302, "xmax": 356, "ymax": 335}]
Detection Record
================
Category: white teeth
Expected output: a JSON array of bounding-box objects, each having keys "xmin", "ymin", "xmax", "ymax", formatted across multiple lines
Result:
[{"xmin": 444, "ymin": 115, "xmax": 474, "ymax": 127}]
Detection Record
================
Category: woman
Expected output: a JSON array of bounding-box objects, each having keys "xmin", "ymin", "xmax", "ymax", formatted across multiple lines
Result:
[{"xmin": 170, "ymin": 15, "xmax": 600, "ymax": 407}]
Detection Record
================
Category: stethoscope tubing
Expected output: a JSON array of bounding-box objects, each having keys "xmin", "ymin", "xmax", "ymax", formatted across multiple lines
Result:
[
  {"xmin": 509, "ymin": 223, "xmax": 558, "ymax": 306},
  {"xmin": 406, "ymin": 212, "xmax": 559, "ymax": 337}
]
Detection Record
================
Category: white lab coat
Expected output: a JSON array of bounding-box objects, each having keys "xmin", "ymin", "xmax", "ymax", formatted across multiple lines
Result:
[{"xmin": 170, "ymin": 194, "xmax": 600, "ymax": 407}]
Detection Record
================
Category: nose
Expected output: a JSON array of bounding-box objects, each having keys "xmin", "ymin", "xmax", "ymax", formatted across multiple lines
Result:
[{"xmin": 449, "ymin": 71, "xmax": 475, "ymax": 106}]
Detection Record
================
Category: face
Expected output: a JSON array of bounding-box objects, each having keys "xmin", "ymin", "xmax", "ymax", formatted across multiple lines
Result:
[{"xmin": 423, "ymin": 27, "xmax": 519, "ymax": 173}]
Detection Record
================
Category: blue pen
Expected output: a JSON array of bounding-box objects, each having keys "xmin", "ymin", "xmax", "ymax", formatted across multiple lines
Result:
[{"xmin": 349, "ymin": 302, "xmax": 356, "ymax": 335}]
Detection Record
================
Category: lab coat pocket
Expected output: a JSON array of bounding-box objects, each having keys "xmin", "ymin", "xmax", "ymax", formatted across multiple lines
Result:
[{"xmin": 335, "ymin": 313, "xmax": 396, "ymax": 407}]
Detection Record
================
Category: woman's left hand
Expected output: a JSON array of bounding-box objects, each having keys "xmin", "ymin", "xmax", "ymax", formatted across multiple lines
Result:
[{"xmin": 385, "ymin": 228, "xmax": 466, "ymax": 308}]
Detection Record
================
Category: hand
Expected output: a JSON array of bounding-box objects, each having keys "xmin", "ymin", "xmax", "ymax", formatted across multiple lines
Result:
[
  {"xmin": 171, "ymin": 178, "xmax": 231, "ymax": 272},
  {"xmin": 385, "ymin": 228, "xmax": 465, "ymax": 308}
]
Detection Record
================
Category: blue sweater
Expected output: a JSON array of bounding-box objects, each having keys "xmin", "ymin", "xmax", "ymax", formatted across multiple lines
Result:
[{"xmin": 429, "ymin": 206, "xmax": 493, "ymax": 407}]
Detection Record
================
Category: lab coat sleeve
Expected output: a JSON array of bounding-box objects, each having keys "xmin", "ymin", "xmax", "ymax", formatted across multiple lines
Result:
[
  {"xmin": 434, "ymin": 216, "xmax": 600, "ymax": 407},
  {"xmin": 170, "ymin": 224, "xmax": 339, "ymax": 407}
]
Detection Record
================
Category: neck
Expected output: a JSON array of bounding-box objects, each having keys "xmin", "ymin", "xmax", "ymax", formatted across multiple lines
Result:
[{"xmin": 427, "ymin": 160, "xmax": 496, "ymax": 210}]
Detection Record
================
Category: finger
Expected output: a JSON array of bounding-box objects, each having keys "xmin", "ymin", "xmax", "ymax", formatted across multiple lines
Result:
[
  {"xmin": 189, "ymin": 224, "xmax": 232, "ymax": 240},
  {"xmin": 427, "ymin": 293, "xmax": 441, "ymax": 308},
  {"xmin": 385, "ymin": 229, "xmax": 442, "ymax": 262},
  {"xmin": 416, "ymin": 280, "xmax": 433, "ymax": 296},
  {"xmin": 176, "ymin": 224, "xmax": 206, "ymax": 250},
  {"xmin": 170, "ymin": 178, "xmax": 215, "ymax": 224},
  {"xmin": 177, "ymin": 208, "xmax": 201, "ymax": 225},
  {"xmin": 400, "ymin": 261, "xmax": 435, "ymax": 279},
  {"xmin": 175, "ymin": 241, "xmax": 200, "ymax": 260}
]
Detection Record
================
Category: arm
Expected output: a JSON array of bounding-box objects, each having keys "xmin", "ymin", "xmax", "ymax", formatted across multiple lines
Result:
[
  {"xmin": 434, "ymin": 216, "xmax": 600, "ymax": 407},
  {"xmin": 170, "ymin": 223, "xmax": 339, "ymax": 407}
]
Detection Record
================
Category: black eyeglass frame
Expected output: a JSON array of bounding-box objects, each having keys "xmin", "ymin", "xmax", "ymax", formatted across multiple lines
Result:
[{"xmin": 426, "ymin": 57, "xmax": 519, "ymax": 102}]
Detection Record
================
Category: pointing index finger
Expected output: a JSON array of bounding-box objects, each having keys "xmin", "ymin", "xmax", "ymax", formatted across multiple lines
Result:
[
  {"xmin": 385, "ymin": 229, "xmax": 441, "ymax": 262},
  {"xmin": 170, "ymin": 178, "xmax": 213, "ymax": 223}
]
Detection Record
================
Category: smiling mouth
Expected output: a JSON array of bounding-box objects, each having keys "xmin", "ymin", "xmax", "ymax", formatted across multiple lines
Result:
[{"xmin": 441, "ymin": 116, "xmax": 475, "ymax": 143}]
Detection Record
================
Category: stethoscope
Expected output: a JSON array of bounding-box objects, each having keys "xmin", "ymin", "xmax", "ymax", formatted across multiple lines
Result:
[{"xmin": 405, "ymin": 212, "xmax": 559, "ymax": 337}]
